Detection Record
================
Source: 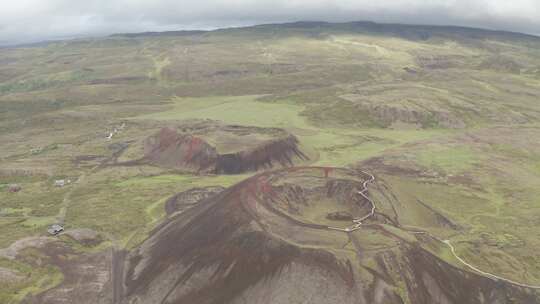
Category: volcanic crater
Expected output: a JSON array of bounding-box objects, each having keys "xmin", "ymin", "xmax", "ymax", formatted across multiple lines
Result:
[
  {"xmin": 118, "ymin": 167, "xmax": 538, "ymax": 304},
  {"xmin": 120, "ymin": 121, "xmax": 310, "ymax": 174}
]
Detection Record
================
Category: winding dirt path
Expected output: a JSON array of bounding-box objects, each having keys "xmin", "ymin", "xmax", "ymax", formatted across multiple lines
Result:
[
  {"xmin": 57, "ymin": 132, "xmax": 129, "ymax": 225},
  {"xmin": 326, "ymin": 170, "xmax": 375, "ymax": 232},
  {"xmin": 254, "ymin": 166, "xmax": 540, "ymax": 288},
  {"xmin": 443, "ymin": 239, "xmax": 540, "ymax": 289},
  {"xmin": 54, "ymin": 136, "xmax": 128, "ymax": 302},
  {"xmin": 336, "ymin": 169, "xmax": 540, "ymax": 290}
]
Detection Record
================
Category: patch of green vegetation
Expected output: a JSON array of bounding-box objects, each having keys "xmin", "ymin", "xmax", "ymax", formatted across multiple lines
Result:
[
  {"xmin": 116, "ymin": 173, "xmax": 250, "ymax": 187},
  {"xmin": 136, "ymin": 95, "xmax": 311, "ymax": 130},
  {"xmin": 455, "ymin": 240, "xmax": 540, "ymax": 285},
  {"xmin": 0, "ymin": 176, "xmax": 68, "ymax": 248},
  {"xmin": 303, "ymin": 132, "xmax": 390, "ymax": 166},
  {"xmin": 304, "ymin": 128, "xmax": 451, "ymax": 166},
  {"xmin": 68, "ymin": 172, "xmax": 250, "ymax": 247},
  {"xmin": 58, "ymin": 234, "xmax": 110, "ymax": 254},
  {"xmin": 149, "ymin": 56, "xmax": 171, "ymax": 85},
  {"xmin": 30, "ymin": 144, "xmax": 59, "ymax": 156},
  {"xmin": 377, "ymin": 127, "xmax": 540, "ymax": 284},
  {"xmin": 380, "ymin": 175, "xmax": 495, "ymax": 229},
  {"xmin": 0, "ymin": 174, "xmax": 44, "ymax": 185},
  {"xmin": 66, "ymin": 181, "xmax": 155, "ymax": 242},
  {"xmin": 380, "ymin": 224, "xmax": 419, "ymax": 243},
  {"xmin": 20, "ymin": 216, "xmax": 57, "ymax": 228},
  {"xmin": 0, "ymin": 181, "xmax": 67, "ymax": 218},
  {"xmin": 0, "ymin": 219, "xmax": 43, "ymax": 249},
  {"xmin": 0, "ymin": 69, "xmax": 95, "ymax": 94},
  {"xmin": 301, "ymin": 99, "xmax": 384, "ymax": 128},
  {"xmin": 0, "ymin": 256, "xmax": 63, "ymax": 303},
  {"xmin": 0, "ymin": 208, "xmax": 32, "ymax": 217},
  {"xmin": 416, "ymin": 145, "xmax": 480, "ymax": 174}
]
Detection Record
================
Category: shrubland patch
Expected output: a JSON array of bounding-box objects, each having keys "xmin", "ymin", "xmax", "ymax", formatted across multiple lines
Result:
[
  {"xmin": 0, "ymin": 253, "xmax": 63, "ymax": 303},
  {"xmin": 67, "ymin": 172, "xmax": 250, "ymax": 246},
  {"xmin": 416, "ymin": 145, "xmax": 480, "ymax": 174}
]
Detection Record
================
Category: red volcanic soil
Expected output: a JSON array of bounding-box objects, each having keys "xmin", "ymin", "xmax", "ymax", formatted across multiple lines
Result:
[
  {"xmin": 143, "ymin": 127, "xmax": 218, "ymax": 172},
  {"xmin": 142, "ymin": 127, "xmax": 308, "ymax": 174},
  {"xmin": 119, "ymin": 167, "xmax": 539, "ymax": 304}
]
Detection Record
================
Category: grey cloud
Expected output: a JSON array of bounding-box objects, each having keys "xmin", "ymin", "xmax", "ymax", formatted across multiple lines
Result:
[{"xmin": 1, "ymin": 0, "xmax": 539, "ymax": 45}]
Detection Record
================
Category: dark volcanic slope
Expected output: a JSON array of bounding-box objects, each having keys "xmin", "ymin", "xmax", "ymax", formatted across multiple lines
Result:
[
  {"xmin": 120, "ymin": 167, "xmax": 540, "ymax": 304},
  {"xmin": 215, "ymin": 135, "xmax": 307, "ymax": 174}
]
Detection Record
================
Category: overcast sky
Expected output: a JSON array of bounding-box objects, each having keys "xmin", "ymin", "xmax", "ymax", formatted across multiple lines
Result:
[{"xmin": 1, "ymin": 0, "xmax": 539, "ymax": 45}]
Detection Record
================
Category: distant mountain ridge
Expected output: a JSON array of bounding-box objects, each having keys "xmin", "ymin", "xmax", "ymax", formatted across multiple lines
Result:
[
  {"xmin": 5, "ymin": 20, "xmax": 538, "ymax": 48},
  {"xmin": 108, "ymin": 20, "xmax": 540, "ymax": 41},
  {"xmin": 109, "ymin": 30, "xmax": 207, "ymax": 38}
]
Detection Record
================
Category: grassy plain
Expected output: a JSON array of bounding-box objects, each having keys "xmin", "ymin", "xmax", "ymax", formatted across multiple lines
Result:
[{"xmin": 138, "ymin": 94, "xmax": 453, "ymax": 166}]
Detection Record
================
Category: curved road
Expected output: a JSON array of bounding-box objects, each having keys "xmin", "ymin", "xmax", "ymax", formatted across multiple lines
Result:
[{"xmin": 332, "ymin": 169, "xmax": 540, "ymax": 290}]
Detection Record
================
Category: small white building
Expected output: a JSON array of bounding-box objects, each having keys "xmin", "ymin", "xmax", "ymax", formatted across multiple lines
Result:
[
  {"xmin": 54, "ymin": 180, "xmax": 65, "ymax": 187},
  {"xmin": 47, "ymin": 224, "xmax": 64, "ymax": 235}
]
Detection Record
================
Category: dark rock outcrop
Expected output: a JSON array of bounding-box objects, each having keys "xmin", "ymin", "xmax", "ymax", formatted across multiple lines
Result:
[{"xmin": 326, "ymin": 211, "xmax": 354, "ymax": 221}]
